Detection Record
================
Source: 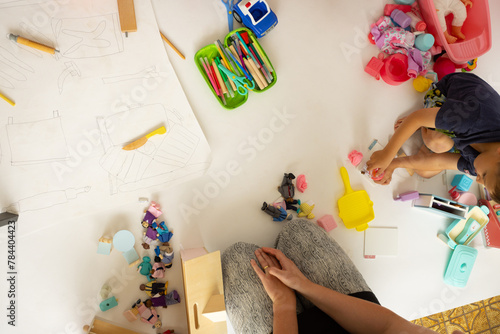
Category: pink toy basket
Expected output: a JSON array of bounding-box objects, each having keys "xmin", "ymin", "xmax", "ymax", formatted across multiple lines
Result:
[{"xmin": 417, "ymin": 0, "xmax": 491, "ymax": 64}]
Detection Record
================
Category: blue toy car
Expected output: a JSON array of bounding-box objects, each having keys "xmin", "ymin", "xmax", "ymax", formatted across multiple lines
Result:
[{"xmin": 233, "ymin": 0, "xmax": 278, "ymax": 38}]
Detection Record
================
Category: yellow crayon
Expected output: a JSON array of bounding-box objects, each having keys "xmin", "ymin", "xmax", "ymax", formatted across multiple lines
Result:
[{"xmin": 0, "ymin": 92, "xmax": 15, "ymax": 106}]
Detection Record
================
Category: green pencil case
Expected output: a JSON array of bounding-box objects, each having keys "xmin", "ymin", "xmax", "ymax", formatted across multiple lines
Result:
[{"xmin": 194, "ymin": 27, "xmax": 277, "ymax": 110}]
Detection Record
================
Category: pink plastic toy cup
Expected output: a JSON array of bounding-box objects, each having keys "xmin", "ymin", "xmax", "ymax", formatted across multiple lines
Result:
[{"xmin": 380, "ymin": 54, "xmax": 410, "ymax": 85}]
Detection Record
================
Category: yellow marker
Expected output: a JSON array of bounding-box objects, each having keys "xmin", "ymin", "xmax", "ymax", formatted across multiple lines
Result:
[
  {"xmin": 8, "ymin": 34, "xmax": 59, "ymax": 54},
  {"xmin": 0, "ymin": 91, "xmax": 15, "ymax": 106}
]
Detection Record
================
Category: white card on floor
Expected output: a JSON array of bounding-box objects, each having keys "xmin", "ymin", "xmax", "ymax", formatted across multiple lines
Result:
[{"xmin": 364, "ymin": 227, "xmax": 398, "ymax": 258}]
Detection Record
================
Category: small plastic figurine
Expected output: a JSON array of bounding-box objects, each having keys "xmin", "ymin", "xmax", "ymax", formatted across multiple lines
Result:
[
  {"xmin": 277, "ymin": 173, "xmax": 295, "ymax": 200},
  {"xmin": 156, "ymin": 243, "xmax": 174, "ymax": 268},
  {"xmin": 140, "ymin": 281, "xmax": 168, "ymax": 297},
  {"xmin": 132, "ymin": 299, "xmax": 162, "ymax": 329},
  {"xmin": 147, "ymin": 290, "xmax": 181, "ymax": 308},
  {"xmin": 156, "ymin": 221, "xmax": 173, "ymax": 243},
  {"xmin": 150, "ymin": 256, "xmax": 166, "ymax": 279},
  {"xmin": 261, "ymin": 202, "xmax": 292, "ymax": 222},
  {"xmin": 142, "ymin": 201, "xmax": 163, "ymax": 228},
  {"xmin": 138, "ymin": 256, "xmax": 153, "ymax": 281},
  {"xmin": 297, "ymin": 200, "xmax": 315, "ymax": 219},
  {"xmin": 434, "ymin": 0, "xmax": 473, "ymax": 44},
  {"xmin": 142, "ymin": 226, "xmax": 159, "ymax": 249}
]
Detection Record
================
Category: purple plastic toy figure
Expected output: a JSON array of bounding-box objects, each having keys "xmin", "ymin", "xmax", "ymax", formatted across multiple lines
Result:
[
  {"xmin": 148, "ymin": 290, "xmax": 181, "ymax": 308},
  {"xmin": 142, "ymin": 201, "xmax": 163, "ymax": 228},
  {"xmin": 142, "ymin": 226, "xmax": 159, "ymax": 249}
]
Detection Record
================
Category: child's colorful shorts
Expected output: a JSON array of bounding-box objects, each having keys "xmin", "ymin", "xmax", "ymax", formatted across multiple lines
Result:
[{"xmin": 423, "ymin": 84, "xmax": 459, "ymax": 153}]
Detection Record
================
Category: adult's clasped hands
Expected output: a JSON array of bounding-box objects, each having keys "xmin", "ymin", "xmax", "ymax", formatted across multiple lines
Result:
[{"xmin": 250, "ymin": 247, "xmax": 309, "ymax": 305}]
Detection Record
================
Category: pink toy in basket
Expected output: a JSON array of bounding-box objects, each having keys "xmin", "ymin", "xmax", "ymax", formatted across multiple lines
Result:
[{"xmin": 417, "ymin": 0, "xmax": 491, "ymax": 64}]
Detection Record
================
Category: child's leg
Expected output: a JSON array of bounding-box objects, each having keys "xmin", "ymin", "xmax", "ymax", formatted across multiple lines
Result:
[
  {"xmin": 421, "ymin": 127, "xmax": 455, "ymax": 153},
  {"xmin": 274, "ymin": 219, "xmax": 371, "ymax": 309},
  {"xmin": 413, "ymin": 144, "xmax": 445, "ymax": 179}
]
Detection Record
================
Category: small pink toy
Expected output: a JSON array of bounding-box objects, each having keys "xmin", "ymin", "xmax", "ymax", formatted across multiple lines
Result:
[
  {"xmin": 296, "ymin": 174, "xmax": 308, "ymax": 193},
  {"xmin": 364, "ymin": 54, "xmax": 385, "ymax": 80},
  {"xmin": 348, "ymin": 150, "xmax": 363, "ymax": 167},
  {"xmin": 317, "ymin": 215, "xmax": 337, "ymax": 232},
  {"xmin": 394, "ymin": 191, "xmax": 420, "ymax": 201}
]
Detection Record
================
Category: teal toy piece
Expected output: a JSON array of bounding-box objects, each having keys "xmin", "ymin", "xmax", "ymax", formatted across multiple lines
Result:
[
  {"xmin": 455, "ymin": 218, "xmax": 480, "ymax": 244},
  {"xmin": 444, "ymin": 245, "xmax": 478, "ymax": 287},
  {"xmin": 113, "ymin": 230, "xmax": 140, "ymax": 265},
  {"xmin": 451, "ymin": 174, "xmax": 473, "ymax": 191},
  {"xmin": 138, "ymin": 256, "xmax": 153, "ymax": 281},
  {"xmin": 444, "ymin": 205, "xmax": 490, "ymax": 249},
  {"xmin": 99, "ymin": 296, "xmax": 118, "ymax": 312},
  {"xmin": 217, "ymin": 63, "xmax": 255, "ymax": 95}
]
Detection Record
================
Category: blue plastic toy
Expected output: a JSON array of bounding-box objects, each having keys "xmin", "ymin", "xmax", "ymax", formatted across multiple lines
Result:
[
  {"xmin": 444, "ymin": 245, "xmax": 478, "ymax": 287},
  {"xmin": 232, "ymin": 0, "xmax": 278, "ymax": 38},
  {"xmin": 451, "ymin": 174, "xmax": 473, "ymax": 192},
  {"xmin": 99, "ymin": 296, "xmax": 118, "ymax": 312},
  {"xmin": 455, "ymin": 218, "xmax": 481, "ymax": 244}
]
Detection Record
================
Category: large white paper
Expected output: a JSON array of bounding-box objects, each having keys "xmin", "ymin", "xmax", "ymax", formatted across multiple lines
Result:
[{"xmin": 0, "ymin": 0, "xmax": 211, "ymax": 229}]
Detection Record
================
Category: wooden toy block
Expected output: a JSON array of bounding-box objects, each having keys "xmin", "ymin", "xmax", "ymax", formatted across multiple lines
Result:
[
  {"xmin": 85, "ymin": 316, "xmax": 141, "ymax": 334},
  {"xmin": 97, "ymin": 237, "xmax": 112, "ymax": 255},
  {"xmin": 182, "ymin": 249, "xmax": 227, "ymax": 334},
  {"xmin": 0, "ymin": 211, "xmax": 18, "ymax": 228},
  {"xmin": 317, "ymin": 214, "xmax": 337, "ymax": 232},
  {"xmin": 117, "ymin": 0, "xmax": 137, "ymax": 34},
  {"xmin": 202, "ymin": 294, "xmax": 226, "ymax": 322}
]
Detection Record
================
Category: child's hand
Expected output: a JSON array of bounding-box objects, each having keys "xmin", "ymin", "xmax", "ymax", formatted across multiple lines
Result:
[
  {"xmin": 366, "ymin": 149, "xmax": 394, "ymax": 175},
  {"xmin": 373, "ymin": 163, "xmax": 396, "ymax": 185}
]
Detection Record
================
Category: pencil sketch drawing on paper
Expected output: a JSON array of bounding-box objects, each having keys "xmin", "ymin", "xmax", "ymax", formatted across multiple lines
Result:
[
  {"xmin": 98, "ymin": 104, "xmax": 202, "ymax": 194},
  {"xmin": 101, "ymin": 66, "xmax": 165, "ymax": 85},
  {"xmin": 0, "ymin": 0, "xmax": 42, "ymax": 9},
  {"xmin": 52, "ymin": 14, "xmax": 124, "ymax": 59},
  {"xmin": 2, "ymin": 186, "xmax": 91, "ymax": 213},
  {"xmin": 0, "ymin": 46, "xmax": 34, "ymax": 89},
  {"xmin": 58, "ymin": 61, "xmax": 81, "ymax": 94},
  {"xmin": 6, "ymin": 111, "xmax": 70, "ymax": 165}
]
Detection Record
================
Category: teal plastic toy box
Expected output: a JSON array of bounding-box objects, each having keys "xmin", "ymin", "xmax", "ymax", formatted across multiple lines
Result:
[
  {"xmin": 444, "ymin": 245, "xmax": 478, "ymax": 287},
  {"xmin": 194, "ymin": 28, "xmax": 277, "ymax": 110}
]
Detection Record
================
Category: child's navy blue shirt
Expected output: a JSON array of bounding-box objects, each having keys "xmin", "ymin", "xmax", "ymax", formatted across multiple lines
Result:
[{"xmin": 435, "ymin": 73, "xmax": 500, "ymax": 175}]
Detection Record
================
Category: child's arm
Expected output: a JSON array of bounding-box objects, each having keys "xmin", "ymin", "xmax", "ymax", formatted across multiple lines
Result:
[{"xmin": 367, "ymin": 107, "xmax": 441, "ymax": 174}]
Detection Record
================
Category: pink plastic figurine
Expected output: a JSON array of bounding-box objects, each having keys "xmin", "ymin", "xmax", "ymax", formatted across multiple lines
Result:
[
  {"xmin": 296, "ymin": 174, "xmax": 308, "ymax": 193},
  {"xmin": 142, "ymin": 201, "xmax": 163, "ymax": 228},
  {"xmin": 132, "ymin": 299, "xmax": 162, "ymax": 329}
]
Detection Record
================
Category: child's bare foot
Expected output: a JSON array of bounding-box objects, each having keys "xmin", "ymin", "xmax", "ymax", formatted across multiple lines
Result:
[
  {"xmin": 451, "ymin": 25, "xmax": 466, "ymax": 40},
  {"xmin": 394, "ymin": 117, "xmax": 406, "ymax": 131},
  {"xmin": 444, "ymin": 30, "xmax": 457, "ymax": 44}
]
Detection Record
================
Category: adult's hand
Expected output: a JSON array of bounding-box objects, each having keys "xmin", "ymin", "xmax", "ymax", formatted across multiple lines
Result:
[
  {"xmin": 250, "ymin": 248, "xmax": 296, "ymax": 306},
  {"xmin": 259, "ymin": 247, "xmax": 310, "ymax": 293}
]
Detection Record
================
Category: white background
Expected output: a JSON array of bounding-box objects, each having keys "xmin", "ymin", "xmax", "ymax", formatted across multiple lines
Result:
[{"xmin": 1, "ymin": 0, "xmax": 500, "ymax": 333}]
